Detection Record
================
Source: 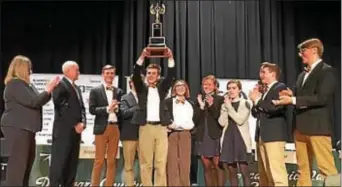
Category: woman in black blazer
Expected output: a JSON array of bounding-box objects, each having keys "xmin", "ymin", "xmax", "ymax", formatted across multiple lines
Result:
[
  {"xmin": 195, "ymin": 75, "xmax": 225, "ymax": 186},
  {"xmin": 0, "ymin": 55, "xmax": 59, "ymax": 186}
]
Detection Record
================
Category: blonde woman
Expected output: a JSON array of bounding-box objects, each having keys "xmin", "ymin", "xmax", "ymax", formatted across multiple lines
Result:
[
  {"xmin": 0, "ymin": 55, "xmax": 59, "ymax": 186},
  {"xmin": 165, "ymin": 80, "xmax": 198, "ymax": 186},
  {"xmin": 218, "ymin": 80, "xmax": 252, "ymax": 187},
  {"xmin": 195, "ymin": 75, "xmax": 225, "ymax": 186}
]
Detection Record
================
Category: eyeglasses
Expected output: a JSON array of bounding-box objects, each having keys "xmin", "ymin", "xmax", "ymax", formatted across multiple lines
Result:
[{"xmin": 299, "ymin": 48, "xmax": 307, "ymax": 54}]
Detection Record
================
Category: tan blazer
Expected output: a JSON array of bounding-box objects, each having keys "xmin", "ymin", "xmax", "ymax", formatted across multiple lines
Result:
[{"xmin": 218, "ymin": 98, "xmax": 252, "ymax": 153}]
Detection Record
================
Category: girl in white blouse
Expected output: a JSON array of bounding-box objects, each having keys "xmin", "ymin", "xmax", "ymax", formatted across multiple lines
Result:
[{"xmin": 165, "ymin": 80, "xmax": 197, "ymax": 186}]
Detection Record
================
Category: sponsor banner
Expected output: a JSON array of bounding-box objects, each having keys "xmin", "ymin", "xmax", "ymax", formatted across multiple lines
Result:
[
  {"xmin": 196, "ymin": 151, "xmax": 340, "ymax": 187},
  {"xmin": 29, "ymin": 145, "xmax": 141, "ymax": 187},
  {"xmin": 23, "ymin": 146, "xmax": 339, "ymax": 186}
]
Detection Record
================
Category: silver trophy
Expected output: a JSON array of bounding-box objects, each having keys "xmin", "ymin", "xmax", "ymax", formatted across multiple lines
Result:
[{"xmin": 146, "ymin": 2, "xmax": 168, "ymax": 58}]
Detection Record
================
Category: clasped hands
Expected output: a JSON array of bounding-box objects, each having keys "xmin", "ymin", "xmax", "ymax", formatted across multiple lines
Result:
[
  {"xmin": 108, "ymin": 99, "xmax": 120, "ymax": 113},
  {"xmin": 272, "ymin": 88, "xmax": 293, "ymax": 106},
  {"xmin": 248, "ymin": 84, "xmax": 262, "ymax": 103},
  {"xmin": 197, "ymin": 94, "xmax": 214, "ymax": 109}
]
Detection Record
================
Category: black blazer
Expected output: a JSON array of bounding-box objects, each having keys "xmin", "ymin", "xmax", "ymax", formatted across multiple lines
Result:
[
  {"xmin": 293, "ymin": 61, "xmax": 337, "ymax": 136},
  {"xmin": 131, "ymin": 64, "xmax": 175, "ymax": 126},
  {"xmin": 194, "ymin": 94, "xmax": 224, "ymax": 141},
  {"xmin": 164, "ymin": 97, "xmax": 200, "ymax": 132},
  {"xmin": 52, "ymin": 77, "xmax": 86, "ymax": 138},
  {"xmin": 253, "ymin": 82, "xmax": 289, "ymax": 142},
  {"xmin": 1, "ymin": 78, "xmax": 51, "ymax": 133},
  {"xmin": 119, "ymin": 92, "xmax": 139, "ymax": 140},
  {"xmin": 89, "ymin": 84, "xmax": 124, "ymax": 135}
]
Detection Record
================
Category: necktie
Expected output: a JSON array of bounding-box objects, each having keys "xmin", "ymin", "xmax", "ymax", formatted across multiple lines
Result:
[
  {"xmin": 304, "ymin": 66, "xmax": 311, "ymax": 73},
  {"xmin": 106, "ymin": 86, "xmax": 114, "ymax": 91},
  {"xmin": 260, "ymin": 84, "xmax": 268, "ymax": 94},
  {"xmin": 176, "ymin": 99, "xmax": 185, "ymax": 104},
  {"xmin": 72, "ymin": 83, "xmax": 81, "ymax": 101},
  {"xmin": 148, "ymin": 83, "xmax": 157, "ymax": 88}
]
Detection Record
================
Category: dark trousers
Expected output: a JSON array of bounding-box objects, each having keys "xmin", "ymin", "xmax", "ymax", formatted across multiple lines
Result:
[
  {"xmin": 2, "ymin": 126, "xmax": 36, "ymax": 187},
  {"xmin": 49, "ymin": 131, "xmax": 81, "ymax": 187}
]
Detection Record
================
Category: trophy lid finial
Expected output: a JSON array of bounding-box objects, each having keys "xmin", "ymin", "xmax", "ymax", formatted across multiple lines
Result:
[{"xmin": 150, "ymin": 2, "xmax": 165, "ymax": 23}]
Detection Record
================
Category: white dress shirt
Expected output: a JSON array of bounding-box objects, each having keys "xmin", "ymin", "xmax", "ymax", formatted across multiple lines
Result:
[
  {"xmin": 169, "ymin": 97, "xmax": 194, "ymax": 130},
  {"xmin": 104, "ymin": 84, "xmax": 118, "ymax": 123},
  {"xmin": 302, "ymin": 59, "xmax": 322, "ymax": 85},
  {"xmin": 292, "ymin": 59, "xmax": 322, "ymax": 105},
  {"xmin": 136, "ymin": 57, "xmax": 175, "ymax": 122},
  {"xmin": 146, "ymin": 87, "xmax": 160, "ymax": 121}
]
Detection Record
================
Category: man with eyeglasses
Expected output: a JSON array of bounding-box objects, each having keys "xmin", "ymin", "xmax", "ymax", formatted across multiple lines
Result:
[{"xmin": 273, "ymin": 38, "xmax": 338, "ymax": 186}]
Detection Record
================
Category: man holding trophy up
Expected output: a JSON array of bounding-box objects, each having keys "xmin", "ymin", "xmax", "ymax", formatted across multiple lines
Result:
[{"xmin": 131, "ymin": 2, "xmax": 176, "ymax": 186}]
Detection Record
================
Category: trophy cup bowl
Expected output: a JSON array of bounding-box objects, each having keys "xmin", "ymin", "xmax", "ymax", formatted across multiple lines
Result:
[{"xmin": 146, "ymin": 36, "xmax": 168, "ymax": 58}]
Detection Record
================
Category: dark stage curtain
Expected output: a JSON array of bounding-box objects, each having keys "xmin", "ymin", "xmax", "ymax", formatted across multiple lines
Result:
[
  {"xmin": 0, "ymin": 1, "xmax": 151, "ymax": 91},
  {"xmin": 0, "ymin": 0, "xmax": 340, "ymax": 171},
  {"xmin": 163, "ymin": 0, "xmax": 340, "ymax": 143}
]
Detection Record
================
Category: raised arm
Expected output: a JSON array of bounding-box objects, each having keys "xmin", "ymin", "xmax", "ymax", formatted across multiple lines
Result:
[
  {"xmin": 160, "ymin": 48, "xmax": 176, "ymax": 93},
  {"xmin": 9, "ymin": 79, "xmax": 51, "ymax": 109},
  {"xmin": 133, "ymin": 49, "xmax": 149, "ymax": 94}
]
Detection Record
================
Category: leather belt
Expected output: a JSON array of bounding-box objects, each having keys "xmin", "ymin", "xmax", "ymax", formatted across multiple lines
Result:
[
  {"xmin": 147, "ymin": 121, "xmax": 161, "ymax": 125},
  {"xmin": 108, "ymin": 121, "xmax": 117, "ymax": 125}
]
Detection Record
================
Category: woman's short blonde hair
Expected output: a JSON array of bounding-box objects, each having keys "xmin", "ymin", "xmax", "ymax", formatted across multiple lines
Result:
[
  {"xmin": 4, "ymin": 55, "xmax": 32, "ymax": 85},
  {"xmin": 171, "ymin": 80, "xmax": 190, "ymax": 98},
  {"xmin": 202, "ymin": 74, "xmax": 218, "ymax": 93}
]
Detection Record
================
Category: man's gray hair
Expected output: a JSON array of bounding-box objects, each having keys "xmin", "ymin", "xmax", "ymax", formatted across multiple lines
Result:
[{"xmin": 62, "ymin": 61, "xmax": 78, "ymax": 73}]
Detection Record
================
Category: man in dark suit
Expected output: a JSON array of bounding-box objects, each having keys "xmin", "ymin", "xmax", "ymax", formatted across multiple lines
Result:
[
  {"xmin": 132, "ymin": 47, "xmax": 175, "ymax": 186},
  {"xmin": 49, "ymin": 61, "xmax": 86, "ymax": 187},
  {"xmin": 249, "ymin": 62, "xmax": 289, "ymax": 186},
  {"xmin": 89, "ymin": 65, "xmax": 124, "ymax": 187},
  {"xmin": 120, "ymin": 75, "xmax": 140, "ymax": 186},
  {"xmin": 273, "ymin": 38, "xmax": 338, "ymax": 186}
]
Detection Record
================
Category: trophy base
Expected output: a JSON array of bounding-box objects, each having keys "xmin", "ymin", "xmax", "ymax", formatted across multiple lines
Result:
[{"xmin": 146, "ymin": 46, "xmax": 168, "ymax": 58}]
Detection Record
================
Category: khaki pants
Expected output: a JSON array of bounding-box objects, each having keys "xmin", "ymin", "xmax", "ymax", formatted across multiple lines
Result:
[
  {"xmin": 91, "ymin": 125, "xmax": 120, "ymax": 186},
  {"xmin": 167, "ymin": 131, "xmax": 191, "ymax": 186},
  {"xmin": 295, "ymin": 130, "xmax": 338, "ymax": 186},
  {"xmin": 122, "ymin": 141, "xmax": 139, "ymax": 187},
  {"xmin": 138, "ymin": 124, "xmax": 168, "ymax": 186},
  {"xmin": 257, "ymin": 140, "xmax": 288, "ymax": 186}
]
